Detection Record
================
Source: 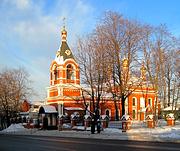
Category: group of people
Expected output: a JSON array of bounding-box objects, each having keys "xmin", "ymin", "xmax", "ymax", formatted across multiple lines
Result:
[{"xmin": 91, "ymin": 118, "xmax": 102, "ymax": 134}]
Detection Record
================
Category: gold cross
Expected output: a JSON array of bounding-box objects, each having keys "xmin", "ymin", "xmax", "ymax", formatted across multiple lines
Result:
[{"xmin": 63, "ymin": 17, "xmax": 66, "ymax": 27}]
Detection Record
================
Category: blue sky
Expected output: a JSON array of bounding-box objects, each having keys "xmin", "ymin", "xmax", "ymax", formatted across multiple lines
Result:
[{"xmin": 0, "ymin": 0, "xmax": 180, "ymax": 102}]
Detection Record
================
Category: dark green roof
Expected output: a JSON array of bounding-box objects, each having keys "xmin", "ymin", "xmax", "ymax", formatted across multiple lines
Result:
[{"xmin": 60, "ymin": 41, "xmax": 75, "ymax": 61}]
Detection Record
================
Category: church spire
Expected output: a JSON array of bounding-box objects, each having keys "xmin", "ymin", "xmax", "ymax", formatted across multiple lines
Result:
[
  {"xmin": 61, "ymin": 17, "xmax": 67, "ymax": 42},
  {"xmin": 55, "ymin": 19, "xmax": 74, "ymax": 62},
  {"xmin": 61, "ymin": 25, "xmax": 67, "ymax": 42}
]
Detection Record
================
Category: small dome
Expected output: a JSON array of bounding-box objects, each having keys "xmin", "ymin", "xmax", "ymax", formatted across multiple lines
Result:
[
  {"xmin": 123, "ymin": 58, "xmax": 128, "ymax": 68},
  {"xmin": 61, "ymin": 26, "xmax": 67, "ymax": 33},
  {"xmin": 141, "ymin": 63, "xmax": 146, "ymax": 71},
  {"xmin": 61, "ymin": 26, "xmax": 67, "ymax": 42}
]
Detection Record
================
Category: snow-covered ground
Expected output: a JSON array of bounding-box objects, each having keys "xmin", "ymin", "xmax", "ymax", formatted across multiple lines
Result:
[
  {"xmin": 1, "ymin": 124, "xmax": 28, "ymax": 133},
  {"xmin": 0, "ymin": 123, "xmax": 36, "ymax": 134},
  {"xmin": 0, "ymin": 121, "xmax": 180, "ymax": 142}
]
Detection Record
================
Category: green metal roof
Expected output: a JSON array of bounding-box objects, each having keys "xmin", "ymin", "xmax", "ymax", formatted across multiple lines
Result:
[{"xmin": 60, "ymin": 41, "xmax": 75, "ymax": 61}]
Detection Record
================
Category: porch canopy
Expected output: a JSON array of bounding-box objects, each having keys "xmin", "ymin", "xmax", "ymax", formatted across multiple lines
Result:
[
  {"xmin": 64, "ymin": 107, "xmax": 84, "ymax": 111},
  {"xmin": 39, "ymin": 105, "xmax": 57, "ymax": 114}
]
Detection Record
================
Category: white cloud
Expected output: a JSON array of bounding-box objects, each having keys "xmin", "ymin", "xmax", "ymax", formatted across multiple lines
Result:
[
  {"xmin": 1, "ymin": 0, "xmax": 31, "ymax": 12},
  {"xmin": 0, "ymin": 0, "xmax": 95, "ymax": 102},
  {"xmin": 14, "ymin": 0, "xmax": 30, "ymax": 10}
]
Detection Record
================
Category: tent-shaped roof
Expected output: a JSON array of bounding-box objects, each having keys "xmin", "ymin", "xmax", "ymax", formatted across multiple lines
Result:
[
  {"xmin": 59, "ymin": 42, "xmax": 74, "ymax": 61},
  {"xmin": 121, "ymin": 115, "xmax": 132, "ymax": 121},
  {"xmin": 146, "ymin": 114, "xmax": 154, "ymax": 120},
  {"xmin": 39, "ymin": 105, "xmax": 57, "ymax": 114},
  {"xmin": 101, "ymin": 115, "xmax": 109, "ymax": 120}
]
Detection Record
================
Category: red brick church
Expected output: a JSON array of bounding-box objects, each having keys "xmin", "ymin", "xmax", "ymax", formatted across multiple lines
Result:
[{"xmin": 45, "ymin": 25, "xmax": 159, "ymax": 121}]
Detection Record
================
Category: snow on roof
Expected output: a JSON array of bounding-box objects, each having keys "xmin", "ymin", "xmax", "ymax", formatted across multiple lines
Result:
[
  {"xmin": 20, "ymin": 112, "xmax": 29, "ymax": 115},
  {"xmin": 121, "ymin": 115, "xmax": 132, "ymax": 121},
  {"xmin": 39, "ymin": 105, "xmax": 57, "ymax": 113},
  {"xmin": 146, "ymin": 114, "xmax": 154, "ymax": 120},
  {"xmin": 30, "ymin": 108, "xmax": 39, "ymax": 113},
  {"xmin": 70, "ymin": 114, "xmax": 79, "ymax": 119},
  {"xmin": 166, "ymin": 113, "xmax": 175, "ymax": 119},
  {"xmin": 58, "ymin": 114, "xmax": 64, "ymax": 118},
  {"xmin": 163, "ymin": 106, "xmax": 179, "ymax": 111},
  {"xmin": 102, "ymin": 92, "xmax": 113, "ymax": 98},
  {"xmin": 101, "ymin": 115, "xmax": 109, "ymax": 120},
  {"xmin": 64, "ymin": 107, "xmax": 84, "ymax": 111},
  {"xmin": 31, "ymin": 101, "xmax": 45, "ymax": 106},
  {"xmin": 84, "ymin": 115, "xmax": 91, "ymax": 119}
]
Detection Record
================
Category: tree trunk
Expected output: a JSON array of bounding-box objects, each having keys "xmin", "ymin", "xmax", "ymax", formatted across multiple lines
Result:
[
  {"xmin": 153, "ymin": 93, "xmax": 158, "ymax": 127},
  {"xmin": 167, "ymin": 77, "xmax": 171, "ymax": 107},
  {"xmin": 114, "ymin": 100, "xmax": 119, "ymax": 120},
  {"xmin": 121, "ymin": 96, "xmax": 126, "ymax": 117},
  {"xmin": 6, "ymin": 115, "xmax": 11, "ymax": 127}
]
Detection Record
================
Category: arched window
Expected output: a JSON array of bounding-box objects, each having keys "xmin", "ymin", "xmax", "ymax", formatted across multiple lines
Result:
[
  {"xmin": 106, "ymin": 110, "xmax": 109, "ymax": 117},
  {"xmin": 66, "ymin": 64, "xmax": 74, "ymax": 80},
  {"xmin": 132, "ymin": 97, "xmax": 137, "ymax": 106},
  {"xmin": 132, "ymin": 110, "xmax": 136, "ymax": 119},
  {"xmin": 148, "ymin": 98, "xmax": 152, "ymax": 106},
  {"xmin": 105, "ymin": 109, "xmax": 111, "ymax": 118},
  {"xmin": 52, "ymin": 64, "xmax": 58, "ymax": 80},
  {"xmin": 54, "ymin": 69, "xmax": 58, "ymax": 80}
]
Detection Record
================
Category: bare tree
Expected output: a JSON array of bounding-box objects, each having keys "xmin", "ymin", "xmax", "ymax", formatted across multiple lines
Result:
[
  {"xmin": 77, "ymin": 31, "xmax": 108, "ymax": 121},
  {"xmin": 77, "ymin": 11, "xmax": 180, "ymax": 121},
  {"xmin": 98, "ymin": 11, "xmax": 145, "ymax": 117},
  {"xmin": 172, "ymin": 48, "xmax": 180, "ymax": 110},
  {"xmin": 0, "ymin": 67, "xmax": 32, "ymax": 127},
  {"xmin": 141, "ymin": 24, "xmax": 180, "ymax": 124}
]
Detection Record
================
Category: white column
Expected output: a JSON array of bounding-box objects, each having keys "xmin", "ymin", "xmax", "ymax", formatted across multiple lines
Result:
[
  {"xmin": 52, "ymin": 114, "xmax": 56, "ymax": 126},
  {"xmin": 47, "ymin": 114, "xmax": 50, "ymax": 126},
  {"xmin": 58, "ymin": 103, "xmax": 64, "ymax": 116},
  {"xmin": 125, "ymin": 98, "xmax": 128, "ymax": 114},
  {"xmin": 58, "ymin": 87, "xmax": 61, "ymax": 96}
]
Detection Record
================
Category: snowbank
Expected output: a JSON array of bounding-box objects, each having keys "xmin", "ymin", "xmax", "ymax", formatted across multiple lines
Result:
[
  {"xmin": 1, "ymin": 123, "xmax": 28, "ymax": 133},
  {"xmin": 159, "ymin": 133, "xmax": 180, "ymax": 139}
]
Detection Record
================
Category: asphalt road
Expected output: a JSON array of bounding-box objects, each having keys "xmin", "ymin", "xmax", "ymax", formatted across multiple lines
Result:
[{"xmin": 0, "ymin": 134, "xmax": 179, "ymax": 151}]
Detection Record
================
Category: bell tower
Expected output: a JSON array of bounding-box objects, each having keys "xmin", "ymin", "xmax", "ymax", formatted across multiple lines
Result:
[
  {"xmin": 46, "ymin": 25, "xmax": 81, "ymax": 115},
  {"xmin": 50, "ymin": 25, "xmax": 80, "ymax": 86}
]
